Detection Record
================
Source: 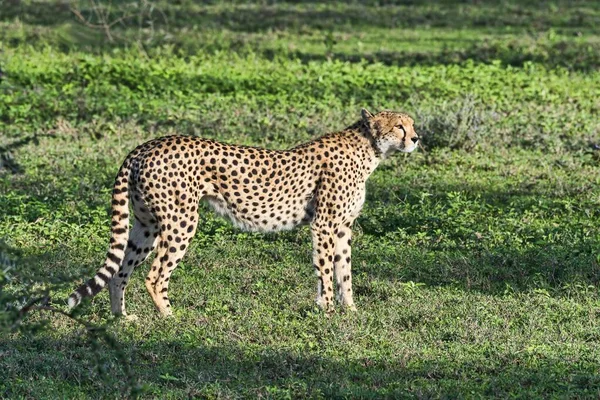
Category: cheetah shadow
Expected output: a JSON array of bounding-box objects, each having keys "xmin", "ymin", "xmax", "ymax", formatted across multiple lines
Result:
[{"xmin": 353, "ymin": 180, "xmax": 600, "ymax": 296}]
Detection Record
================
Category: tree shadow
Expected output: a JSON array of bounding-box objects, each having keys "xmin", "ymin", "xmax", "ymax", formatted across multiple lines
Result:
[
  {"xmin": 1, "ymin": 159, "xmax": 114, "ymax": 225},
  {"xmin": 5, "ymin": 1, "xmax": 598, "ymax": 31},
  {"xmin": 261, "ymin": 40, "xmax": 600, "ymax": 72},
  {"xmin": 2, "ymin": 336, "xmax": 599, "ymax": 398},
  {"xmin": 0, "ymin": 133, "xmax": 55, "ymax": 174},
  {"xmin": 2, "ymin": 1, "xmax": 599, "ymax": 72}
]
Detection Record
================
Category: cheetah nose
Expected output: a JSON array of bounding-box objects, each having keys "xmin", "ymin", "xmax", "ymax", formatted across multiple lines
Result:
[{"xmin": 411, "ymin": 136, "xmax": 419, "ymax": 144}]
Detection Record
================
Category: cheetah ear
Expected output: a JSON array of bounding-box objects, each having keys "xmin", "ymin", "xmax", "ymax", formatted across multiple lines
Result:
[
  {"xmin": 361, "ymin": 108, "xmax": 374, "ymax": 122},
  {"xmin": 361, "ymin": 108, "xmax": 376, "ymax": 135}
]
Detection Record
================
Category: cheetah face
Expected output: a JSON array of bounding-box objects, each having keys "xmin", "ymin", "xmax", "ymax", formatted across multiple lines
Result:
[{"xmin": 361, "ymin": 108, "xmax": 419, "ymax": 156}]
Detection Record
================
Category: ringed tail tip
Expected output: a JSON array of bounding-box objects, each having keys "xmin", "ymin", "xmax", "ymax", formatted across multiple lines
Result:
[{"xmin": 67, "ymin": 292, "xmax": 81, "ymax": 310}]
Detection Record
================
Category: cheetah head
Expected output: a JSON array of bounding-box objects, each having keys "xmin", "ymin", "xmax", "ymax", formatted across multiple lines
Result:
[{"xmin": 361, "ymin": 108, "xmax": 419, "ymax": 156}]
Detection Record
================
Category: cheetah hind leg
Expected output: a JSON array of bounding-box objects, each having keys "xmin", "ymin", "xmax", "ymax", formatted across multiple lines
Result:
[
  {"xmin": 145, "ymin": 217, "xmax": 198, "ymax": 317},
  {"xmin": 108, "ymin": 219, "xmax": 159, "ymax": 316}
]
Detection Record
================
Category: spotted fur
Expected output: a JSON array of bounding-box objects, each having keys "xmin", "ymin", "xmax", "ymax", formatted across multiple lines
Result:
[{"xmin": 67, "ymin": 109, "xmax": 419, "ymax": 316}]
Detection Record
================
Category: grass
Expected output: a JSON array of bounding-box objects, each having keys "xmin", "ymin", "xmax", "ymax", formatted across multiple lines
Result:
[{"xmin": 2, "ymin": 0, "xmax": 600, "ymax": 398}]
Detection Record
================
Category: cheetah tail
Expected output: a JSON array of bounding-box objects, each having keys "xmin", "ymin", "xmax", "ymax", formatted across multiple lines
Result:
[{"xmin": 67, "ymin": 158, "xmax": 134, "ymax": 310}]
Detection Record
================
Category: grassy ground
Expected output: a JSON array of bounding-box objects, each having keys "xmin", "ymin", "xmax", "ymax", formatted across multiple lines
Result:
[{"xmin": 2, "ymin": 0, "xmax": 600, "ymax": 398}]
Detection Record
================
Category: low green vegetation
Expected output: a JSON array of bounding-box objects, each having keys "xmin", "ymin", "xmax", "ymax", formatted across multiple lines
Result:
[{"xmin": 1, "ymin": 0, "xmax": 600, "ymax": 398}]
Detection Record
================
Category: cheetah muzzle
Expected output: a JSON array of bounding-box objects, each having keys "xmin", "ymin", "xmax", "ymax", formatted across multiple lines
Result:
[{"xmin": 68, "ymin": 109, "xmax": 419, "ymax": 316}]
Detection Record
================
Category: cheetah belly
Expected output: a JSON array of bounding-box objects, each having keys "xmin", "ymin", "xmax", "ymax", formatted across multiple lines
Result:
[{"xmin": 205, "ymin": 194, "xmax": 314, "ymax": 233}]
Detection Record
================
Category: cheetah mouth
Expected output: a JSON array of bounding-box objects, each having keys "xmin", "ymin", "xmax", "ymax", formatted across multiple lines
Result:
[{"xmin": 400, "ymin": 142, "xmax": 419, "ymax": 153}]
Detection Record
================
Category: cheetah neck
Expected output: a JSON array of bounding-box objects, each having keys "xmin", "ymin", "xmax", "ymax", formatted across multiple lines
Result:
[
  {"xmin": 345, "ymin": 120, "xmax": 386, "ymax": 159},
  {"xmin": 337, "ymin": 126, "xmax": 382, "ymax": 177}
]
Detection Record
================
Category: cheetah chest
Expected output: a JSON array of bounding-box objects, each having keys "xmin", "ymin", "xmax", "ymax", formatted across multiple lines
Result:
[{"xmin": 350, "ymin": 186, "xmax": 367, "ymax": 220}]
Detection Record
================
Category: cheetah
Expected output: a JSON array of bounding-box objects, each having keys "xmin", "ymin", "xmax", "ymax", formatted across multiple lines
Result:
[{"xmin": 67, "ymin": 109, "xmax": 419, "ymax": 316}]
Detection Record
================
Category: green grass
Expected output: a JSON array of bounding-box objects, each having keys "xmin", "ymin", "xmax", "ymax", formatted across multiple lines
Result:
[{"xmin": 2, "ymin": 0, "xmax": 600, "ymax": 398}]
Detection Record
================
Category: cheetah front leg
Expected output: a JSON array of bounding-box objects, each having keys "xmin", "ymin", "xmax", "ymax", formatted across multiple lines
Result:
[
  {"xmin": 310, "ymin": 218, "xmax": 336, "ymax": 312},
  {"xmin": 334, "ymin": 223, "xmax": 356, "ymax": 311}
]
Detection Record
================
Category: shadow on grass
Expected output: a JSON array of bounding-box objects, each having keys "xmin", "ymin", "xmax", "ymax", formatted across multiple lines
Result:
[
  {"xmin": 3, "ymin": 1, "xmax": 599, "ymax": 31},
  {"xmin": 1, "ymin": 336, "xmax": 599, "ymax": 398},
  {"xmin": 0, "ymin": 133, "xmax": 56, "ymax": 174},
  {"xmin": 353, "ymin": 242, "xmax": 600, "ymax": 300},
  {"xmin": 2, "ymin": 1, "xmax": 600, "ymax": 71},
  {"xmin": 268, "ymin": 40, "xmax": 600, "ymax": 72},
  {"xmin": 1, "ymin": 171, "xmax": 113, "ymax": 226},
  {"xmin": 355, "ymin": 178, "xmax": 600, "ymax": 294}
]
